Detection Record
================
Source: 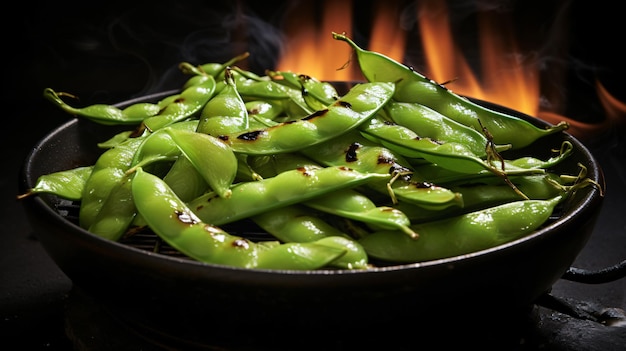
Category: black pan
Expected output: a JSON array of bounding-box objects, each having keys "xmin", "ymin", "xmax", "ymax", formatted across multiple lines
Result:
[{"xmin": 19, "ymin": 88, "xmax": 610, "ymax": 347}]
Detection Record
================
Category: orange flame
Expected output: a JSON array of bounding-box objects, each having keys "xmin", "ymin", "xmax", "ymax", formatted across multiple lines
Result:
[{"xmin": 275, "ymin": 0, "xmax": 625, "ymax": 141}]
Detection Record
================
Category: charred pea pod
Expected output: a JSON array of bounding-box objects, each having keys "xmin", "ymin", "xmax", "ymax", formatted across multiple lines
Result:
[
  {"xmin": 142, "ymin": 78, "xmax": 217, "ymax": 131},
  {"xmin": 17, "ymin": 166, "xmax": 94, "ymax": 201},
  {"xmin": 332, "ymin": 32, "xmax": 569, "ymax": 149},
  {"xmin": 79, "ymin": 137, "xmax": 144, "ymax": 229},
  {"xmin": 251, "ymin": 205, "xmax": 370, "ymax": 269},
  {"xmin": 359, "ymin": 194, "xmax": 568, "ymax": 263},
  {"xmin": 186, "ymin": 166, "xmax": 390, "ymax": 226},
  {"xmin": 131, "ymin": 167, "xmax": 345, "ymax": 270},
  {"xmin": 201, "ymin": 52, "xmax": 251, "ymax": 76},
  {"xmin": 299, "ymin": 130, "xmax": 462, "ymax": 209},
  {"xmin": 267, "ymin": 70, "xmax": 339, "ymax": 111},
  {"xmin": 409, "ymin": 142, "xmax": 570, "ymax": 185},
  {"xmin": 303, "ymin": 188, "xmax": 418, "ymax": 239},
  {"xmin": 179, "ymin": 52, "xmax": 251, "ymax": 88},
  {"xmin": 217, "ymin": 82, "xmax": 395, "ymax": 155},
  {"xmin": 165, "ymin": 129, "xmax": 238, "ymax": 199},
  {"xmin": 246, "ymin": 152, "xmax": 320, "ymax": 179},
  {"xmin": 359, "ymin": 115, "xmax": 513, "ymax": 176},
  {"xmin": 196, "ymin": 68, "xmax": 249, "ymax": 136},
  {"xmin": 43, "ymin": 88, "xmax": 162, "ymax": 126},
  {"xmin": 252, "ymin": 204, "xmax": 349, "ymax": 242},
  {"xmin": 382, "ymin": 101, "xmax": 510, "ymax": 156},
  {"xmin": 395, "ymin": 173, "xmax": 569, "ymax": 223}
]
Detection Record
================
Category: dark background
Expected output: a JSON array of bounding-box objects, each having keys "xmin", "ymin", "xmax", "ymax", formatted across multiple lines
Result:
[{"xmin": 2, "ymin": 0, "xmax": 625, "ymax": 349}]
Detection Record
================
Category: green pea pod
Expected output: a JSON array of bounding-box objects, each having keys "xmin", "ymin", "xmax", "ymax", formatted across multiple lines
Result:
[
  {"xmin": 79, "ymin": 137, "xmax": 144, "ymax": 229},
  {"xmin": 252, "ymin": 204, "xmax": 348, "ymax": 242},
  {"xmin": 97, "ymin": 130, "xmax": 135, "ymax": 148},
  {"xmin": 236, "ymin": 78, "xmax": 293, "ymax": 100},
  {"xmin": 218, "ymin": 82, "xmax": 395, "ymax": 155},
  {"xmin": 300, "ymin": 130, "xmax": 462, "ymax": 209},
  {"xmin": 43, "ymin": 88, "xmax": 162, "ymax": 126},
  {"xmin": 142, "ymin": 78, "xmax": 217, "ymax": 131},
  {"xmin": 360, "ymin": 115, "xmax": 534, "ymax": 177},
  {"xmin": 251, "ymin": 205, "xmax": 369, "ymax": 269},
  {"xmin": 267, "ymin": 70, "xmax": 339, "ymax": 110},
  {"xmin": 187, "ymin": 166, "xmax": 390, "ymax": 225},
  {"xmin": 383, "ymin": 101, "xmax": 509, "ymax": 156},
  {"xmin": 303, "ymin": 188, "xmax": 418, "ymax": 239},
  {"xmin": 359, "ymin": 194, "xmax": 566, "ymax": 263},
  {"xmin": 131, "ymin": 167, "xmax": 345, "ymax": 270},
  {"xmin": 131, "ymin": 120, "xmax": 199, "ymax": 166},
  {"xmin": 163, "ymin": 156, "xmax": 209, "ymax": 202},
  {"xmin": 198, "ymin": 52, "xmax": 251, "ymax": 77},
  {"xmin": 88, "ymin": 175, "xmax": 135, "ymax": 241},
  {"xmin": 196, "ymin": 68, "xmax": 249, "ymax": 135},
  {"xmin": 17, "ymin": 166, "xmax": 94, "ymax": 201},
  {"xmin": 245, "ymin": 100, "xmax": 284, "ymax": 121},
  {"xmin": 246, "ymin": 153, "xmax": 320, "ymax": 179},
  {"xmin": 165, "ymin": 129, "xmax": 237, "ymax": 199},
  {"xmin": 332, "ymin": 32, "xmax": 569, "ymax": 149},
  {"xmin": 396, "ymin": 173, "xmax": 568, "ymax": 222}
]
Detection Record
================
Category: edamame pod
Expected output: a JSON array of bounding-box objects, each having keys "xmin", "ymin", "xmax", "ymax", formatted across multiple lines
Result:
[
  {"xmin": 43, "ymin": 88, "xmax": 162, "ymax": 126},
  {"xmin": 17, "ymin": 166, "xmax": 94, "ymax": 201},
  {"xmin": 131, "ymin": 167, "xmax": 345, "ymax": 269},
  {"xmin": 332, "ymin": 32, "xmax": 569, "ymax": 149},
  {"xmin": 359, "ymin": 195, "xmax": 566, "ymax": 263},
  {"xmin": 187, "ymin": 166, "xmax": 390, "ymax": 225},
  {"xmin": 217, "ymin": 82, "xmax": 395, "ymax": 155},
  {"xmin": 165, "ymin": 129, "xmax": 237, "ymax": 199}
]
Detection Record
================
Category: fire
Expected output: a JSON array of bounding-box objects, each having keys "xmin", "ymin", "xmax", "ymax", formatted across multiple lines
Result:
[{"xmin": 275, "ymin": 0, "xmax": 625, "ymax": 142}]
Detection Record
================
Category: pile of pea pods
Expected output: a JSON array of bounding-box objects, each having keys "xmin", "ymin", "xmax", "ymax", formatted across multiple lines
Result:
[{"xmin": 21, "ymin": 33, "xmax": 602, "ymax": 271}]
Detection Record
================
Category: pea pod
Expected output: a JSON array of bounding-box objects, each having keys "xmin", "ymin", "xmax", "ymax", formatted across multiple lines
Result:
[
  {"xmin": 79, "ymin": 137, "xmax": 144, "ymax": 229},
  {"xmin": 267, "ymin": 70, "xmax": 339, "ymax": 110},
  {"xmin": 251, "ymin": 205, "xmax": 370, "ymax": 269},
  {"xmin": 303, "ymin": 188, "xmax": 418, "ymax": 239},
  {"xmin": 359, "ymin": 194, "xmax": 567, "ymax": 263},
  {"xmin": 382, "ymin": 101, "xmax": 508, "ymax": 156},
  {"xmin": 217, "ymin": 82, "xmax": 395, "ymax": 155},
  {"xmin": 360, "ymin": 115, "xmax": 511, "ymax": 176},
  {"xmin": 332, "ymin": 32, "xmax": 569, "ymax": 149},
  {"xmin": 165, "ymin": 129, "xmax": 237, "ymax": 199},
  {"xmin": 131, "ymin": 167, "xmax": 345, "ymax": 270},
  {"xmin": 131, "ymin": 120, "xmax": 199, "ymax": 166},
  {"xmin": 17, "ymin": 166, "xmax": 94, "ymax": 201},
  {"xmin": 88, "ymin": 175, "xmax": 135, "ymax": 240},
  {"xmin": 300, "ymin": 130, "xmax": 462, "ymax": 209},
  {"xmin": 187, "ymin": 166, "xmax": 390, "ymax": 226},
  {"xmin": 163, "ymin": 156, "xmax": 209, "ymax": 202},
  {"xmin": 142, "ymin": 78, "xmax": 217, "ymax": 131},
  {"xmin": 252, "ymin": 204, "xmax": 349, "ymax": 243},
  {"xmin": 197, "ymin": 68, "xmax": 249, "ymax": 136},
  {"xmin": 395, "ymin": 173, "xmax": 568, "ymax": 222},
  {"xmin": 42, "ymin": 88, "xmax": 162, "ymax": 126},
  {"xmin": 198, "ymin": 52, "xmax": 250, "ymax": 77}
]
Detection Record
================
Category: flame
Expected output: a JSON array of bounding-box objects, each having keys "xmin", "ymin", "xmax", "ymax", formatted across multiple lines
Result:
[{"xmin": 275, "ymin": 0, "xmax": 625, "ymax": 141}]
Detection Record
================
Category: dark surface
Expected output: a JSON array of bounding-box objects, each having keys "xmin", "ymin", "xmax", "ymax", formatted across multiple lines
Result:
[{"xmin": 2, "ymin": 1, "xmax": 626, "ymax": 350}]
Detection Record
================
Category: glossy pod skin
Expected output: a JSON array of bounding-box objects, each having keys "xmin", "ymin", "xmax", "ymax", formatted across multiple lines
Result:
[
  {"xmin": 130, "ymin": 167, "xmax": 346, "ymax": 270},
  {"xmin": 187, "ymin": 165, "xmax": 390, "ymax": 225},
  {"xmin": 332, "ymin": 32, "xmax": 569, "ymax": 149},
  {"xmin": 217, "ymin": 82, "xmax": 395, "ymax": 154},
  {"xmin": 20, "ymin": 87, "xmax": 605, "ymax": 335},
  {"xmin": 359, "ymin": 195, "xmax": 567, "ymax": 263},
  {"xmin": 43, "ymin": 88, "xmax": 162, "ymax": 126}
]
